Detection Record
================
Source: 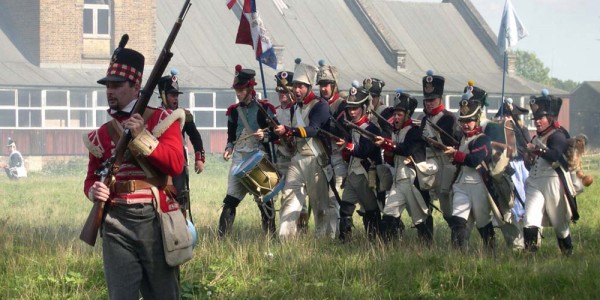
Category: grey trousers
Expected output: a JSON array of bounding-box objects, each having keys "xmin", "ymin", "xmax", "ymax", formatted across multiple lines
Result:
[{"xmin": 102, "ymin": 203, "xmax": 179, "ymax": 300}]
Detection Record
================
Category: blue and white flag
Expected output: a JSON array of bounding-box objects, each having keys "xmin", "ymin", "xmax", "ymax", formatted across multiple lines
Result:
[
  {"xmin": 497, "ymin": 0, "xmax": 528, "ymax": 51},
  {"xmin": 235, "ymin": 0, "xmax": 278, "ymax": 69}
]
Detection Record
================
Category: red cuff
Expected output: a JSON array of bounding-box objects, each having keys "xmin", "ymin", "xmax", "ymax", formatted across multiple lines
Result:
[
  {"xmin": 195, "ymin": 151, "xmax": 206, "ymax": 163},
  {"xmin": 345, "ymin": 142, "xmax": 354, "ymax": 152},
  {"xmin": 380, "ymin": 139, "xmax": 395, "ymax": 152},
  {"xmin": 453, "ymin": 151, "xmax": 467, "ymax": 164}
]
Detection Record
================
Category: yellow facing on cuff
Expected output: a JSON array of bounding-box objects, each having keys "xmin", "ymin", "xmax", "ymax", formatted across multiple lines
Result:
[{"xmin": 128, "ymin": 129, "xmax": 159, "ymax": 157}]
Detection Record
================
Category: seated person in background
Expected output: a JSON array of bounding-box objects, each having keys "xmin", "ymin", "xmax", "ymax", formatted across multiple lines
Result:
[{"xmin": 2, "ymin": 138, "xmax": 27, "ymax": 180}]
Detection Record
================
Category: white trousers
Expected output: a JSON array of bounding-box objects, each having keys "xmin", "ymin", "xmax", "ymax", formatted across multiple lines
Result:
[
  {"xmin": 452, "ymin": 182, "xmax": 492, "ymax": 228},
  {"xmin": 523, "ymin": 175, "xmax": 571, "ymax": 239}
]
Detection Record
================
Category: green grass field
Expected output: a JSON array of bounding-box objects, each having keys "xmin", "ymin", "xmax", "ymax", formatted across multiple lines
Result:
[{"xmin": 1, "ymin": 154, "xmax": 599, "ymax": 299}]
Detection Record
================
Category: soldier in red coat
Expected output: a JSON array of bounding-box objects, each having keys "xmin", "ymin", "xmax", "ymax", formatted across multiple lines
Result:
[{"xmin": 83, "ymin": 36, "xmax": 185, "ymax": 299}]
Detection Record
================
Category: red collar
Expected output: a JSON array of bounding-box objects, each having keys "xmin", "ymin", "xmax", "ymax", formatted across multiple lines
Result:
[
  {"xmin": 465, "ymin": 126, "xmax": 482, "ymax": 138},
  {"xmin": 302, "ymin": 91, "xmax": 317, "ymax": 106},
  {"xmin": 428, "ymin": 104, "xmax": 445, "ymax": 116},
  {"xmin": 401, "ymin": 118, "xmax": 413, "ymax": 129},
  {"xmin": 353, "ymin": 115, "xmax": 369, "ymax": 126},
  {"xmin": 537, "ymin": 121, "xmax": 559, "ymax": 137},
  {"xmin": 327, "ymin": 92, "xmax": 340, "ymax": 105}
]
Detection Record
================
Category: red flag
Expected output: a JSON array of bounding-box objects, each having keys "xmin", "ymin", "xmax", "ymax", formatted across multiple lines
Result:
[
  {"xmin": 226, "ymin": 0, "xmax": 236, "ymax": 10},
  {"xmin": 235, "ymin": 0, "xmax": 278, "ymax": 69}
]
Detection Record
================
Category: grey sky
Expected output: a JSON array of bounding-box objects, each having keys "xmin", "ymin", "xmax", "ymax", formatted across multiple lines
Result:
[
  {"xmin": 470, "ymin": 0, "xmax": 600, "ymax": 82},
  {"xmin": 4, "ymin": 1, "xmax": 596, "ymax": 83}
]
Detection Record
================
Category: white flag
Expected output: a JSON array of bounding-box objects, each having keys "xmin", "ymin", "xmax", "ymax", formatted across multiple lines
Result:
[{"xmin": 497, "ymin": 0, "xmax": 528, "ymax": 51}]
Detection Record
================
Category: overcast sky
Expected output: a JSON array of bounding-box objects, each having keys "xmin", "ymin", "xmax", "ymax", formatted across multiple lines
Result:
[
  {"xmin": 6, "ymin": 0, "xmax": 596, "ymax": 83},
  {"xmin": 470, "ymin": 0, "xmax": 600, "ymax": 83}
]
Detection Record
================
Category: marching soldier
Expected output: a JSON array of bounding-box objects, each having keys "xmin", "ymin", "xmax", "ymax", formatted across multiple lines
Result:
[
  {"xmin": 337, "ymin": 82, "xmax": 383, "ymax": 241},
  {"xmin": 218, "ymin": 65, "xmax": 277, "ymax": 237},
  {"xmin": 523, "ymin": 89, "xmax": 574, "ymax": 256},
  {"xmin": 419, "ymin": 70, "xmax": 462, "ymax": 229},
  {"xmin": 158, "ymin": 69, "xmax": 205, "ymax": 215},
  {"xmin": 443, "ymin": 87, "xmax": 495, "ymax": 251},
  {"xmin": 376, "ymin": 90, "xmax": 433, "ymax": 245},
  {"xmin": 317, "ymin": 59, "xmax": 345, "ymax": 235},
  {"xmin": 272, "ymin": 70, "xmax": 305, "ymax": 231},
  {"xmin": 488, "ymin": 97, "xmax": 531, "ymax": 250},
  {"xmin": 274, "ymin": 58, "xmax": 337, "ymax": 239},
  {"xmin": 84, "ymin": 36, "xmax": 184, "ymax": 298},
  {"xmin": 365, "ymin": 78, "xmax": 393, "ymax": 137}
]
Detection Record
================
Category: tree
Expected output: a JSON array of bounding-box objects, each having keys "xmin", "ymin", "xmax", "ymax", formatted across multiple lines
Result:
[
  {"xmin": 513, "ymin": 49, "xmax": 580, "ymax": 92},
  {"xmin": 514, "ymin": 50, "xmax": 550, "ymax": 83}
]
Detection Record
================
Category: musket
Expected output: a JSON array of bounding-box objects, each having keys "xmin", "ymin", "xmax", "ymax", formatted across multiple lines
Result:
[
  {"xmin": 274, "ymin": 74, "xmax": 296, "ymax": 103},
  {"xmin": 79, "ymin": 0, "xmax": 192, "ymax": 247},
  {"xmin": 317, "ymin": 127, "xmax": 344, "ymax": 142},
  {"xmin": 369, "ymin": 109, "xmax": 394, "ymax": 137},
  {"xmin": 425, "ymin": 118, "xmax": 460, "ymax": 147},
  {"xmin": 422, "ymin": 136, "xmax": 450, "ymax": 152},
  {"xmin": 342, "ymin": 119, "xmax": 395, "ymax": 150}
]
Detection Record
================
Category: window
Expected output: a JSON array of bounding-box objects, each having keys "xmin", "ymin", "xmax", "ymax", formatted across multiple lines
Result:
[
  {"xmin": 84, "ymin": 0, "xmax": 110, "ymax": 37},
  {"xmin": 45, "ymin": 90, "xmax": 68, "ymax": 107},
  {"xmin": 0, "ymin": 90, "xmax": 16, "ymax": 106}
]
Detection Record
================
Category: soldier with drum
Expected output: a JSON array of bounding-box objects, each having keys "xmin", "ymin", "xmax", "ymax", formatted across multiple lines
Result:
[{"xmin": 218, "ymin": 65, "xmax": 278, "ymax": 237}]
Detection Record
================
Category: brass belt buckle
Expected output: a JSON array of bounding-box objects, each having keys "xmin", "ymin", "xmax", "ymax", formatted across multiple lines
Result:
[{"xmin": 127, "ymin": 180, "xmax": 136, "ymax": 193}]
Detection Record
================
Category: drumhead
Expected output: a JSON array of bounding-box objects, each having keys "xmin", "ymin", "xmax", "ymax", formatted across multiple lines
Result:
[{"xmin": 233, "ymin": 150, "xmax": 265, "ymax": 178}]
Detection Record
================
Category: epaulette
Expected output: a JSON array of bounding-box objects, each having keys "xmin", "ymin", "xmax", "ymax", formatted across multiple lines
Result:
[
  {"xmin": 226, "ymin": 103, "xmax": 240, "ymax": 116},
  {"xmin": 259, "ymin": 99, "xmax": 277, "ymax": 114},
  {"xmin": 152, "ymin": 108, "xmax": 186, "ymax": 137}
]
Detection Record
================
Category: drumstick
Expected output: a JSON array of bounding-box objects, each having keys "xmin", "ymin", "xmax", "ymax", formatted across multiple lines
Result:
[{"xmin": 233, "ymin": 128, "xmax": 268, "ymax": 145}]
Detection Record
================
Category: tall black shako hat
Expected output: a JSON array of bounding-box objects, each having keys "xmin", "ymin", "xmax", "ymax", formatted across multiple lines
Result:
[
  {"xmin": 158, "ymin": 69, "xmax": 183, "ymax": 96},
  {"xmin": 97, "ymin": 34, "xmax": 145, "ymax": 86},
  {"xmin": 346, "ymin": 80, "xmax": 371, "ymax": 110},
  {"xmin": 494, "ymin": 97, "xmax": 529, "ymax": 118},
  {"xmin": 275, "ymin": 71, "xmax": 294, "ymax": 93},
  {"xmin": 529, "ymin": 89, "xmax": 562, "ymax": 120},
  {"xmin": 232, "ymin": 64, "xmax": 257, "ymax": 89},
  {"xmin": 422, "ymin": 70, "xmax": 445, "ymax": 100},
  {"xmin": 393, "ymin": 89, "xmax": 418, "ymax": 117},
  {"xmin": 364, "ymin": 78, "xmax": 385, "ymax": 97},
  {"xmin": 459, "ymin": 80, "xmax": 486, "ymax": 122}
]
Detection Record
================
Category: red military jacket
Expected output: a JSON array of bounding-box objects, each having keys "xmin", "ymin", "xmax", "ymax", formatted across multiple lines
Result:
[{"xmin": 83, "ymin": 107, "xmax": 185, "ymax": 205}]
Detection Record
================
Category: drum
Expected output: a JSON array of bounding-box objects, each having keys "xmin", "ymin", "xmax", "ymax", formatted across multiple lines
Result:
[{"xmin": 233, "ymin": 150, "xmax": 285, "ymax": 203}]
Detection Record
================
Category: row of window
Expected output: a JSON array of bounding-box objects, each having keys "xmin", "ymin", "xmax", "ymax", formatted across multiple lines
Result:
[
  {"xmin": 0, "ymin": 89, "xmax": 239, "ymax": 129},
  {"xmin": 0, "ymin": 88, "xmax": 532, "ymax": 130}
]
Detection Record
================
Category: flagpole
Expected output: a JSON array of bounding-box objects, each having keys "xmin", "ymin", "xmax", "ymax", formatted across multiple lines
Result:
[
  {"xmin": 500, "ymin": 49, "xmax": 507, "ymax": 116},
  {"xmin": 258, "ymin": 60, "xmax": 268, "ymax": 99}
]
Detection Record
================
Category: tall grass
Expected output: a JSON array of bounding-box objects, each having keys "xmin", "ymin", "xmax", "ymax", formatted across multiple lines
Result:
[{"xmin": 1, "ymin": 155, "xmax": 599, "ymax": 299}]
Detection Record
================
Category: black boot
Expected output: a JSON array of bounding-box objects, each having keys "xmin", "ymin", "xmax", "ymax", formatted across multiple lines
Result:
[
  {"xmin": 523, "ymin": 227, "xmax": 539, "ymax": 252},
  {"xmin": 363, "ymin": 210, "xmax": 381, "ymax": 242},
  {"xmin": 381, "ymin": 215, "xmax": 402, "ymax": 243},
  {"xmin": 557, "ymin": 235, "xmax": 573, "ymax": 256},
  {"xmin": 416, "ymin": 215, "xmax": 434, "ymax": 247},
  {"xmin": 339, "ymin": 216, "xmax": 353, "ymax": 242},
  {"xmin": 218, "ymin": 195, "xmax": 241, "ymax": 237},
  {"xmin": 258, "ymin": 201, "xmax": 276, "ymax": 237},
  {"xmin": 449, "ymin": 216, "xmax": 468, "ymax": 251},
  {"xmin": 477, "ymin": 222, "xmax": 496, "ymax": 252}
]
